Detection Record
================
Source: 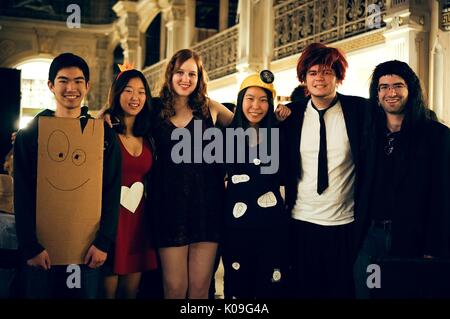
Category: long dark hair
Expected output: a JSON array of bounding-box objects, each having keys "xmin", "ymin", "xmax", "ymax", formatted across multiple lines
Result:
[
  {"xmin": 106, "ymin": 69, "xmax": 153, "ymax": 137},
  {"xmin": 231, "ymin": 87, "xmax": 276, "ymax": 130},
  {"xmin": 369, "ymin": 60, "xmax": 428, "ymax": 129},
  {"xmin": 159, "ymin": 49, "xmax": 209, "ymax": 119}
]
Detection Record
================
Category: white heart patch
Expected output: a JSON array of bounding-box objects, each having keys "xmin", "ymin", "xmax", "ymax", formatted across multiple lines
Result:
[{"xmin": 120, "ymin": 182, "xmax": 144, "ymax": 213}]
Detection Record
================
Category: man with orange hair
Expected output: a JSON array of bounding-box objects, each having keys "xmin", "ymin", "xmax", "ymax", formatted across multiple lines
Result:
[{"xmin": 281, "ymin": 43, "xmax": 369, "ymax": 298}]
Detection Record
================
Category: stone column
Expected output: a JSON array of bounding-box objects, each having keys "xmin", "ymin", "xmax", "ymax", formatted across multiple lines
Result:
[
  {"xmin": 113, "ymin": 1, "xmax": 141, "ymax": 68},
  {"xmin": 185, "ymin": 0, "xmax": 196, "ymax": 46},
  {"xmin": 219, "ymin": 0, "xmax": 229, "ymax": 31},
  {"xmin": 236, "ymin": 0, "xmax": 273, "ymax": 79},
  {"xmin": 94, "ymin": 36, "xmax": 113, "ymax": 110},
  {"xmin": 162, "ymin": 2, "xmax": 187, "ymax": 57}
]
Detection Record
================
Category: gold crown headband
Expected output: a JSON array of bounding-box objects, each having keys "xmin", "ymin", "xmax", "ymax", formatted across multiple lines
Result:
[{"xmin": 117, "ymin": 62, "xmax": 135, "ymax": 79}]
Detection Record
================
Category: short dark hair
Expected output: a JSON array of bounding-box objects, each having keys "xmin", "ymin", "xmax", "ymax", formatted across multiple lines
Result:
[
  {"xmin": 369, "ymin": 60, "xmax": 427, "ymax": 126},
  {"xmin": 106, "ymin": 69, "xmax": 153, "ymax": 137},
  {"xmin": 48, "ymin": 53, "xmax": 90, "ymax": 84},
  {"xmin": 290, "ymin": 85, "xmax": 307, "ymax": 102}
]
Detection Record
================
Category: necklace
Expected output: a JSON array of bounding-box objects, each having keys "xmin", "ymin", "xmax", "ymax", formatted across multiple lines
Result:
[{"xmin": 384, "ymin": 131, "xmax": 399, "ymax": 155}]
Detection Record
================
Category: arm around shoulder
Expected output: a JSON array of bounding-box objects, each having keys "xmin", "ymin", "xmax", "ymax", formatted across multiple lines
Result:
[{"xmin": 209, "ymin": 99, "xmax": 234, "ymax": 127}]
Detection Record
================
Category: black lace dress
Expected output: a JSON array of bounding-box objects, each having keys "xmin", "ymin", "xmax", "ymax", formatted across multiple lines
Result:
[{"xmin": 151, "ymin": 113, "xmax": 224, "ymax": 248}]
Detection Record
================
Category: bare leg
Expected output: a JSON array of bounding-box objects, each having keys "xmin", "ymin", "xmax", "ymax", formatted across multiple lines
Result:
[
  {"xmin": 103, "ymin": 275, "xmax": 119, "ymax": 299},
  {"xmin": 159, "ymin": 246, "xmax": 189, "ymax": 299},
  {"xmin": 188, "ymin": 242, "xmax": 218, "ymax": 299},
  {"xmin": 118, "ymin": 272, "xmax": 142, "ymax": 299}
]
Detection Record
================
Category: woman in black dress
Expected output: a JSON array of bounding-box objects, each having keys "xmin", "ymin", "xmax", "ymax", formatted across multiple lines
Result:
[{"xmin": 151, "ymin": 49, "xmax": 233, "ymax": 299}]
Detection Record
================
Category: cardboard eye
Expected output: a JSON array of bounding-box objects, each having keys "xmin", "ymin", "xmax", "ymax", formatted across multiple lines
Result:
[
  {"xmin": 72, "ymin": 149, "xmax": 86, "ymax": 166},
  {"xmin": 47, "ymin": 130, "xmax": 69, "ymax": 162}
]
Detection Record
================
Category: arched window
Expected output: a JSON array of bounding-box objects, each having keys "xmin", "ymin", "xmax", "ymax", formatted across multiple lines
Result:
[
  {"xmin": 144, "ymin": 13, "xmax": 161, "ymax": 67},
  {"xmin": 15, "ymin": 59, "xmax": 54, "ymax": 128}
]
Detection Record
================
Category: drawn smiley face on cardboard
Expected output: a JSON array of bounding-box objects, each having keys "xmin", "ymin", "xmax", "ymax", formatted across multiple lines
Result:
[{"xmin": 36, "ymin": 117, "xmax": 104, "ymax": 265}]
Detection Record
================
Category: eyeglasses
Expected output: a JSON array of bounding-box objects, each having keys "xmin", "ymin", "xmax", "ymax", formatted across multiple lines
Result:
[{"xmin": 378, "ymin": 83, "xmax": 407, "ymax": 92}]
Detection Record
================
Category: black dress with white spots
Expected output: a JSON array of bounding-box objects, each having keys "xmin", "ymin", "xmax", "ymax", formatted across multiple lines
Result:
[{"xmin": 222, "ymin": 143, "xmax": 289, "ymax": 299}]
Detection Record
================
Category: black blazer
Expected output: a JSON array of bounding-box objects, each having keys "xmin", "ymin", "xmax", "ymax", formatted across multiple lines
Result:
[
  {"xmin": 354, "ymin": 112, "xmax": 450, "ymax": 258},
  {"xmin": 280, "ymin": 93, "xmax": 370, "ymax": 218}
]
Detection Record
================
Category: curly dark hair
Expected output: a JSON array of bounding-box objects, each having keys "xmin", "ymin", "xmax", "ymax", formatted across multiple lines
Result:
[
  {"xmin": 369, "ymin": 60, "xmax": 428, "ymax": 127},
  {"xmin": 106, "ymin": 69, "xmax": 153, "ymax": 137},
  {"xmin": 159, "ymin": 49, "xmax": 209, "ymax": 119}
]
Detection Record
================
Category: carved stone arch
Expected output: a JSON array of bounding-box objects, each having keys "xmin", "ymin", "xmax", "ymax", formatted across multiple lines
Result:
[
  {"xmin": 138, "ymin": 0, "xmax": 163, "ymax": 33},
  {"xmin": 4, "ymin": 52, "xmax": 54, "ymax": 69}
]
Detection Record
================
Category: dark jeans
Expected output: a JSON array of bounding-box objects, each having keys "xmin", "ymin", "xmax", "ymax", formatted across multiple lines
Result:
[
  {"xmin": 353, "ymin": 223, "xmax": 392, "ymax": 299},
  {"xmin": 20, "ymin": 264, "xmax": 100, "ymax": 299}
]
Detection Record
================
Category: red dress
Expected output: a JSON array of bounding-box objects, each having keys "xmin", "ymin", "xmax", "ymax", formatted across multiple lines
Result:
[{"xmin": 114, "ymin": 138, "xmax": 157, "ymax": 274}]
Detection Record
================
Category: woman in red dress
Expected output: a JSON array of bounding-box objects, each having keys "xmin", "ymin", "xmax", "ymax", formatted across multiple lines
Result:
[{"xmin": 103, "ymin": 69, "xmax": 157, "ymax": 299}]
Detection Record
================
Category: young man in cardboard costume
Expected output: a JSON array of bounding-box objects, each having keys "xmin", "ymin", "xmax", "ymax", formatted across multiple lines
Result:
[{"xmin": 14, "ymin": 53, "xmax": 121, "ymax": 298}]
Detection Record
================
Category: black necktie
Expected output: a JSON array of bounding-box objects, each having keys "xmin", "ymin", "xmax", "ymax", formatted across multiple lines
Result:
[{"xmin": 311, "ymin": 97, "xmax": 338, "ymax": 195}]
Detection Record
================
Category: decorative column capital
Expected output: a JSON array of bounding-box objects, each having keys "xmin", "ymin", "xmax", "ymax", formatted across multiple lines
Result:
[
  {"xmin": 162, "ymin": 4, "xmax": 186, "ymax": 23},
  {"xmin": 384, "ymin": 0, "xmax": 428, "ymax": 32},
  {"xmin": 113, "ymin": 1, "xmax": 138, "ymax": 17}
]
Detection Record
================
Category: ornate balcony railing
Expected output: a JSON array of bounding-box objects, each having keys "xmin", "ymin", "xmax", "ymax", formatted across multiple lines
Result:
[
  {"xmin": 442, "ymin": 1, "xmax": 450, "ymax": 31},
  {"xmin": 142, "ymin": 26, "xmax": 238, "ymax": 95},
  {"xmin": 142, "ymin": 59, "xmax": 168, "ymax": 97},
  {"xmin": 273, "ymin": 0, "xmax": 386, "ymax": 60},
  {"xmin": 192, "ymin": 25, "xmax": 238, "ymax": 81}
]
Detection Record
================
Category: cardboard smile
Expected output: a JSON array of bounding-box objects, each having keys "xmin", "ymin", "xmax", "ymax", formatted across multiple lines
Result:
[{"xmin": 46, "ymin": 178, "xmax": 90, "ymax": 191}]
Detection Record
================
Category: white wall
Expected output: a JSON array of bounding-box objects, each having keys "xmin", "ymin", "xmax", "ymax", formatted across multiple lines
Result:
[{"xmin": 338, "ymin": 44, "xmax": 392, "ymax": 98}]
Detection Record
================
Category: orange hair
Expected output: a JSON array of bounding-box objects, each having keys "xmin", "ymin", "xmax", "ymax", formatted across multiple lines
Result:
[{"xmin": 296, "ymin": 43, "xmax": 348, "ymax": 85}]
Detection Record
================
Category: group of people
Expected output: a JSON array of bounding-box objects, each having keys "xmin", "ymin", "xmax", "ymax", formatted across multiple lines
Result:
[{"xmin": 4, "ymin": 41, "xmax": 450, "ymax": 299}]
